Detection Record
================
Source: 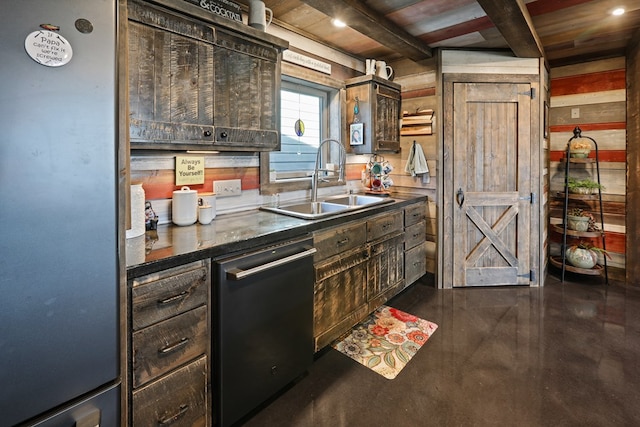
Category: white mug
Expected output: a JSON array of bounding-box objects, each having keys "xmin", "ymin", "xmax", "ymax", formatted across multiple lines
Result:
[
  {"xmin": 365, "ymin": 59, "xmax": 376, "ymax": 75},
  {"xmin": 198, "ymin": 205, "xmax": 215, "ymax": 225},
  {"xmin": 248, "ymin": 0, "xmax": 273, "ymax": 31},
  {"xmin": 375, "ymin": 60, "xmax": 393, "ymax": 80}
]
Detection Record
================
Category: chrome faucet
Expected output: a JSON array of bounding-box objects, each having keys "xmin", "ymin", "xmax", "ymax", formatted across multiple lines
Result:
[{"xmin": 311, "ymin": 138, "xmax": 346, "ymax": 202}]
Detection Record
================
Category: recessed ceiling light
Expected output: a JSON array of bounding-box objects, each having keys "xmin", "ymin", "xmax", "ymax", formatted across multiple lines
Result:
[
  {"xmin": 612, "ymin": 7, "xmax": 625, "ymax": 16},
  {"xmin": 332, "ymin": 18, "xmax": 347, "ymax": 28}
]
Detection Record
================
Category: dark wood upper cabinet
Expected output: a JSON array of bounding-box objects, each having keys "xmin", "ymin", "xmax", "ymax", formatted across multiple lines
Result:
[
  {"xmin": 212, "ymin": 29, "xmax": 281, "ymax": 151},
  {"xmin": 127, "ymin": 0, "xmax": 288, "ymax": 151},
  {"xmin": 346, "ymin": 75, "xmax": 402, "ymax": 154}
]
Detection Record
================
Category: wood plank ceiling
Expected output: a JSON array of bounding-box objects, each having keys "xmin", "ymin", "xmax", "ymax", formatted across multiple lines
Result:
[{"xmin": 244, "ymin": 0, "xmax": 640, "ymax": 68}]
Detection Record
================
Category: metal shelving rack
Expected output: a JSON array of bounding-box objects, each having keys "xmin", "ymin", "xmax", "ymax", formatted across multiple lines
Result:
[{"xmin": 551, "ymin": 126, "xmax": 608, "ymax": 284}]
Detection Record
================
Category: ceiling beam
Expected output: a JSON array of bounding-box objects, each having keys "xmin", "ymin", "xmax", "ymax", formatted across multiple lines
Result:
[
  {"xmin": 476, "ymin": 0, "xmax": 545, "ymax": 58},
  {"xmin": 297, "ymin": 0, "xmax": 432, "ymax": 61}
]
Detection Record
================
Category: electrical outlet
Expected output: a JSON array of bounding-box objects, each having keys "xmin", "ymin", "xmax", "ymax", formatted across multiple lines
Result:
[{"xmin": 214, "ymin": 179, "xmax": 242, "ymax": 197}]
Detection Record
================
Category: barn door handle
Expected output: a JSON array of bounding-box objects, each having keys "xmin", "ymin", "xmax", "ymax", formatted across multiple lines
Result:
[{"xmin": 456, "ymin": 188, "xmax": 465, "ymax": 208}]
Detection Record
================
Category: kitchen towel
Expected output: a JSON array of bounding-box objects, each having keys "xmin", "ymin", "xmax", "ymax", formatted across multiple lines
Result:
[
  {"xmin": 126, "ymin": 183, "xmax": 146, "ymax": 239},
  {"xmin": 405, "ymin": 141, "xmax": 429, "ymax": 178}
]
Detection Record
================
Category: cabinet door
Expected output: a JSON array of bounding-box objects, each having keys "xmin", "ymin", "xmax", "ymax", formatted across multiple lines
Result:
[
  {"xmin": 346, "ymin": 76, "xmax": 401, "ymax": 154},
  {"xmin": 313, "ymin": 247, "xmax": 369, "ymax": 351},
  {"xmin": 128, "ymin": 1, "xmax": 215, "ymax": 148},
  {"xmin": 374, "ymin": 84, "xmax": 401, "ymax": 152},
  {"xmin": 213, "ymin": 30, "xmax": 280, "ymax": 151},
  {"xmin": 367, "ymin": 232, "xmax": 405, "ymax": 310}
]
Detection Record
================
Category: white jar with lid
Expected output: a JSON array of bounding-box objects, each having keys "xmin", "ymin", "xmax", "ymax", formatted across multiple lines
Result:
[
  {"xmin": 198, "ymin": 192, "xmax": 216, "ymax": 220},
  {"xmin": 172, "ymin": 186, "xmax": 198, "ymax": 226}
]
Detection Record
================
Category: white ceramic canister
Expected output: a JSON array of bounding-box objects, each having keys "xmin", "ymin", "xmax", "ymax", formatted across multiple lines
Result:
[
  {"xmin": 172, "ymin": 186, "xmax": 198, "ymax": 226},
  {"xmin": 198, "ymin": 192, "xmax": 216, "ymax": 218}
]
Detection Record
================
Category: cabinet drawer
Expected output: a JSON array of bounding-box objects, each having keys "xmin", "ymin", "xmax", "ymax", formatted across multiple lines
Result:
[
  {"xmin": 404, "ymin": 202, "xmax": 426, "ymax": 227},
  {"xmin": 405, "ymin": 220, "xmax": 426, "ymax": 250},
  {"xmin": 132, "ymin": 261, "xmax": 209, "ymax": 330},
  {"xmin": 133, "ymin": 355, "xmax": 207, "ymax": 427},
  {"xmin": 405, "ymin": 241, "xmax": 428, "ymax": 286},
  {"xmin": 133, "ymin": 305, "xmax": 207, "ymax": 387},
  {"xmin": 313, "ymin": 222, "xmax": 367, "ymax": 261},
  {"xmin": 367, "ymin": 210, "xmax": 403, "ymax": 242}
]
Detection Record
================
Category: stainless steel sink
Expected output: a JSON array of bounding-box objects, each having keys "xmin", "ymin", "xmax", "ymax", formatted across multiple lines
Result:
[
  {"xmin": 323, "ymin": 194, "xmax": 393, "ymax": 207},
  {"xmin": 261, "ymin": 201, "xmax": 349, "ymax": 219},
  {"xmin": 261, "ymin": 194, "xmax": 394, "ymax": 220}
]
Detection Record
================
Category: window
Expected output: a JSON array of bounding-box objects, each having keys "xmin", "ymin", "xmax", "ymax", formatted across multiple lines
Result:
[
  {"xmin": 270, "ymin": 82, "xmax": 326, "ymax": 180},
  {"xmin": 260, "ymin": 75, "xmax": 343, "ymax": 194}
]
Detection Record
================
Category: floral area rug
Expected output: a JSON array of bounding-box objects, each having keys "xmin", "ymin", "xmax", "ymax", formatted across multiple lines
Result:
[{"xmin": 332, "ymin": 305, "xmax": 438, "ymax": 379}]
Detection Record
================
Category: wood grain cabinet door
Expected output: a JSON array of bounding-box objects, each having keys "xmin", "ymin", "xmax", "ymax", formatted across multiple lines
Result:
[
  {"xmin": 374, "ymin": 83, "xmax": 401, "ymax": 152},
  {"xmin": 128, "ymin": 1, "xmax": 215, "ymax": 148},
  {"xmin": 212, "ymin": 30, "xmax": 281, "ymax": 151},
  {"xmin": 367, "ymin": 232, "xmax": 405, "ymax": 310},
  {"xmin": 346, "ymin": 76, "xmax": 401, "ymax": 154},
  {"xmin": 313, "ymin": 247, "xmax": 369, "ymax": 351}
]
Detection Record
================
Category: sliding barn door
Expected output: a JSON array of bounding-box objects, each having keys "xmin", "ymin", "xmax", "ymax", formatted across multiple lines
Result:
[{"xmin": 451, "ymin": 82, "xmax": 532, "ymax": 287}]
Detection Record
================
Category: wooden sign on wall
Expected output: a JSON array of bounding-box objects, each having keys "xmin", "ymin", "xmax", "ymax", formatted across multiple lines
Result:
[{"xmin": 183, "ymin": 0, "xmax": 242, "ymax": 22}]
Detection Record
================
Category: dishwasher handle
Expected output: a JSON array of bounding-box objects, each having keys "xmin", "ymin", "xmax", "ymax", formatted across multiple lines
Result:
[{"xmin": 226, "ymin": 247, "xmax": 317, "ymax": 281}]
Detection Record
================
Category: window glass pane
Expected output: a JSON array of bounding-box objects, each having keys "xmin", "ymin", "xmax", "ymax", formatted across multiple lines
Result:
[{"xmin": 270, "ymin": 85, "xmax": 325, "ymax": 180}]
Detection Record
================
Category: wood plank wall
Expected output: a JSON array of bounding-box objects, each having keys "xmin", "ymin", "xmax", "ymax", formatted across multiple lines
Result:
[
  {"xmin": 627, "ymin": 32, "xmax": 640, "ymax": 287},
  {"xmin": 548, "ymin": 57, "xmax": 627, "ymax": 275}
]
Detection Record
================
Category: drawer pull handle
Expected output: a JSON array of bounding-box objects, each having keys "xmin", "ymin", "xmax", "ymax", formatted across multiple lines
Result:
[
  {"xmin": 159, "ymin": 337, "xmax": 189, "ymax": 355},
  {"xmin": 383, "ymin": 223, "xmax": 390, "ymax": 229},
  {"xmin": 337, "ymin": 238, "xmax": 349, "ymax": 246},
  {"xmin": 158, "ymin": 291, "xmax": 188, "ymax": 305},
  {"xmin": 413, "ymin": 233, "xmax": 421, "ymax": 238},
  {"xmin": 159, "ymin": 404, "xmax": 189, "ymax": 425}
]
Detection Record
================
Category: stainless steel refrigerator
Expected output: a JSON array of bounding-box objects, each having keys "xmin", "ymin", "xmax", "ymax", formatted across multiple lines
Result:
[{"xmin": 0, "ymin": 1, "xmax": 120, "ymax": 425}]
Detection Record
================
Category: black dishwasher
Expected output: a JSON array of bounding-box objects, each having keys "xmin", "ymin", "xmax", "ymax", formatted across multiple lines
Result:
[{"xmin": 213, "ymin": 236, "xmax": 316, "ymax": 426}]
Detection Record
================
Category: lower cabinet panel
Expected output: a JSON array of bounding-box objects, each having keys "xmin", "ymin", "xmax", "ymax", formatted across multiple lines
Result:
[
  {"xmin": 133, "ymin": 356, "xmax": 207, "ymax": 427},
  {"xmin": 313, "ymin": 247, "xmax": 369, "ymax": 351}
]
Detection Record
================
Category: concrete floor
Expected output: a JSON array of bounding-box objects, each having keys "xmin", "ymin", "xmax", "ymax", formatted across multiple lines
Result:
[{"xmin": 239, "ymin": 273, "xmax": 640, "ymax": 426}]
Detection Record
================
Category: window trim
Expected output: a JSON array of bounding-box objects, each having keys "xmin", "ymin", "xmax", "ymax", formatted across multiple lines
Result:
[{"xmin": 260, "ymin": 67, "xmax": 346, "ymax": 195}]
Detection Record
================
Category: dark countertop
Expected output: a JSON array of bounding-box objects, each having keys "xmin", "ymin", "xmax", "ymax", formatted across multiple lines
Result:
[{"xmin": 126, "ymin": 192, "xmax": 427, "ymax": 279}]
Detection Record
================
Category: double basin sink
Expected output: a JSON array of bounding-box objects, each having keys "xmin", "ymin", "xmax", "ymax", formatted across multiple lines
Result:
[{"xmin": 261, "ymin": 194, "xmax": 394, "ymax": 220}]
